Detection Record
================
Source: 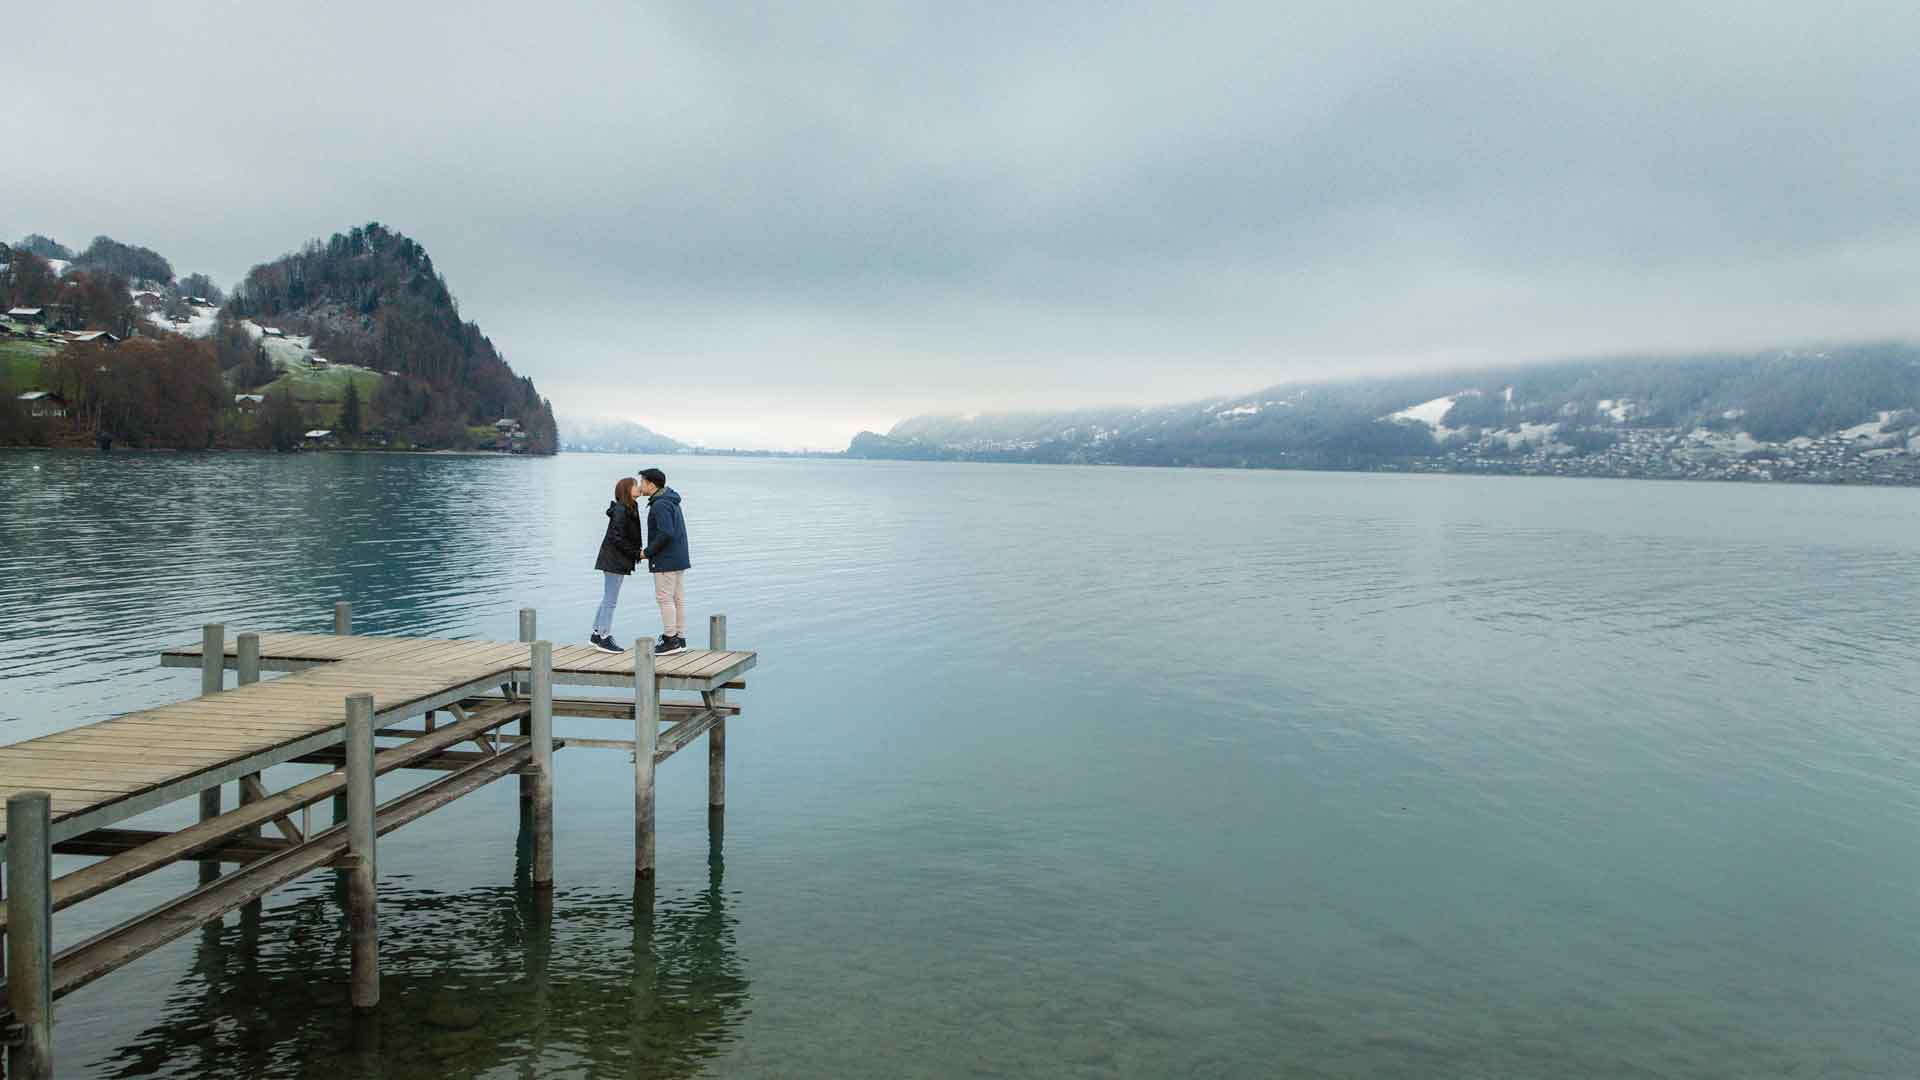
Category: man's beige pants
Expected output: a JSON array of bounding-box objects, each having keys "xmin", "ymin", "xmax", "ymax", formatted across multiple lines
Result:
[{"xmin": 652, "ymin": 571, "xmax": 686, "ymax": 639}]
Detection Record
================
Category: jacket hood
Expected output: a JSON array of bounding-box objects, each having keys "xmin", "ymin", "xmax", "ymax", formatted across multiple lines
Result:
[
  {"xmin": 606, "ymin": 499, "xmax": 628, "ymax": 518},
  {"xmin": 648, "ymin": 486, "xmax": 682, "ymax": 505}
]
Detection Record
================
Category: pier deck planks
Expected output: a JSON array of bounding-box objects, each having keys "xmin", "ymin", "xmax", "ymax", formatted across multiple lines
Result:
[{"xmin": 2, "ymin": 630, "xmax": 754, "ymax": 843}]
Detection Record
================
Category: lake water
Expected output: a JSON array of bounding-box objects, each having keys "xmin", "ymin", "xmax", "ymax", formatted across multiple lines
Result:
[{"xmin": 3, "ymin": 451, "xmax": 1919, "ymax": 1078}]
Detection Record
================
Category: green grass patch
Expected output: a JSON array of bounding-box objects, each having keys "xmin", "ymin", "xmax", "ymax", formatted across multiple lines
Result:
[
  {"xmin": 259, "ymin": 364, "xmax": 384, "ymax": 425},
  {"xmin": 0, "ymin": 338, "xmax": 55, "ymax": 391}
]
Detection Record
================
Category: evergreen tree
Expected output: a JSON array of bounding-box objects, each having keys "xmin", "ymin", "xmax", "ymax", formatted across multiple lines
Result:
[
  {"xmin": 339, "ymin": 380, "xmax": 362, "ymax": 435},
  {"xmin": 263, "ymin": 390, "xmax": 303, "ymax": 451}
]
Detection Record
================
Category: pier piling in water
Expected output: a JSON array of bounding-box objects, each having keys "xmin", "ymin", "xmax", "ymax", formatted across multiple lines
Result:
[
  {"xmin": 530, "ymin": 640, "xmax": 555, "ymax": 887},
  {"xmin": 519, "ymin": 608, "xmax": 538, "ymax": 806},
  {"xmin": 6, "ymin": 791, "xmax": 54, "ymax": 1080},
  {"xmin": 344, "ymin": 692, "xmax": 379, "ymax": 1009},
  {"xmin": 635, "ymin": 643, "xmax": 658, "ymax": 877},
  {"xmin": 197, "ymin": 623, "xmax": 225, "ymax": 886},
  {"xmin": 708, "ymin": 614, "xmax": 727, "ymax": 810},
  {"xmin": 331, "ymin": 601, "xmax": 351, "ymax": 830},
  {"xmin": 236, "ymin": 633, "xmax": 264, "ymax": 917}
]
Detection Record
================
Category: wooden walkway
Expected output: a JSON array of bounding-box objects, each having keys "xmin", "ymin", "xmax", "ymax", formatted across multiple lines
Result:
[
  {"xmin": 161, "ymin": 631, "xmax": 757, "ymax": 691},
  {"xmin": 0, "ymin": 608, "xmax": 756, "ymax": 1077},
  {"xmin": 1, "ymin": 631, "xmax": 754, "ymax": 844}
]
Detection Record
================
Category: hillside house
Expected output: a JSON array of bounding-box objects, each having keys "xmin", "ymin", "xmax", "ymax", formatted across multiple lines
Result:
[
  {"xmin": 494, "ymin": 418, "xmax": 522, "ymax": 433},
  {"xmin": 310, "ymin": 356, "xmax": 330, "ymax": 368},
  {"xmin": 17, "ymin": 391, "xmax": 69, "ymax": 418},
  {"xmin": 132, "ymin": 292, "xmax": 163, "ymax": 311},
  {"xmin": 260, "ymin": 327, "xmax": 285, "ymax": 338},
  {"xmin": 64, "ymin": 330, "xmax": 120, "ymax": 345},
  {"xmin": 7, "ymin": 307, "xmax": 44, "ymax": 323},
  {"xmin": 302, "ymin": 429, "xmax": 336, "ymax": 447},
  {"xmin": 189, "ymin": 296, "xmax": 212, "ymax": 306},
  {"xmin": 234, "ymin": 394, "xmax": 266, "ymax": 409}
]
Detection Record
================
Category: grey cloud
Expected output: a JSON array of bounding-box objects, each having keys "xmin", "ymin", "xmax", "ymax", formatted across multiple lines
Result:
[{"xmin": 6, "ymin": 1, "xmax": 1919, "ymax": 447}]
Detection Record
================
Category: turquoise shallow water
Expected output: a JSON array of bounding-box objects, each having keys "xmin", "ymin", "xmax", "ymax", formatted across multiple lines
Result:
[{"xmin": 3, "ymin": 451, "xmax": 1919, "ymax": 1078}]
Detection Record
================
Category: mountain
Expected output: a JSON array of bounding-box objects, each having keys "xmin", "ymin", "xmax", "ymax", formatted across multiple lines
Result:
[
  {"xmin": 558, "ymin": 416, "xmax": 686, "ymax": 454},
  {"xmin": 848, "ymin": 343, "xmax": 1920, "ymax": 485},
  {"xmin": 228, "ymin": 222, "xmax": 557, "ymax": 452},
  {"xmin": 1, "ymin": 223, "xmax": 559, "ymax": 454}
]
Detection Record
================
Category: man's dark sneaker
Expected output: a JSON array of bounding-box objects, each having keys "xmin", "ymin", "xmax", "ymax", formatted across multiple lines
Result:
[
  {"xmin": 590, "ymin": 633, "xmax": 622, "ymax": 654},
  {"xmin": 673, "ymin": 635, "xmax": 690, "ymax": 652},
  {"xmin": 655, "ymin": 635, "xmax": 686, "ymax": 656}
]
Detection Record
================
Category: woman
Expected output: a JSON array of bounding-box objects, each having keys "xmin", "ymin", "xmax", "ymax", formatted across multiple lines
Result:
[{"xmin": 590, "ymin": 476, "xmax": 646, "ymax": 653}]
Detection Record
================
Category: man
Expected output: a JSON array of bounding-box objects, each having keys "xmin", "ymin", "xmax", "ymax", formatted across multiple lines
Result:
[{"xmin": 636, "ymin": 467, "xmax": 690, "ymax": 655}]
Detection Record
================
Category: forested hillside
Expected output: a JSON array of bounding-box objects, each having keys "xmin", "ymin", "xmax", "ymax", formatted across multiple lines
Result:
[
  {"xmin": 229, "ymin": 223, "xmax": 556, "ymax": 451},
  {"xmin": 850, "ymin": 344, "xmax": 1920, "ymax": 485},
  {"xmin": 0, "ymin": 224, "xmax": 557, "ymax": 453}
]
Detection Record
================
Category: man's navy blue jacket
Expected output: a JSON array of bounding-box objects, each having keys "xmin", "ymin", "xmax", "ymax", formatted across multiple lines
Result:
[{"xmin": 643, "ymin": 486, "xmax": 691, "ymax": 573}]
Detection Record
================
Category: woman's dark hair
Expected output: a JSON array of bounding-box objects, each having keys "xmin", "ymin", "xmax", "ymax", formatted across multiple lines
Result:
[
  {"xmin": 639, "ymin": 468, "xmax": 667, "ymax": 489},
  {"xmin": 614, "ymin": 476, "xmax": 640, "ymax": 508}
]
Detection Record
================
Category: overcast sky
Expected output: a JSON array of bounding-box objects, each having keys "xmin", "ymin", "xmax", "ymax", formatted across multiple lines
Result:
[{"xmin": 7, "ymin": 2, "xmax": 1919, "ymax": 448}]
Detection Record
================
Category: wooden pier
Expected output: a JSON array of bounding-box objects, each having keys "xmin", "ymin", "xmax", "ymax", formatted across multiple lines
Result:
[{"xmin": 0, "ymin": 605, "xmax": 755, "ymax": 1078}]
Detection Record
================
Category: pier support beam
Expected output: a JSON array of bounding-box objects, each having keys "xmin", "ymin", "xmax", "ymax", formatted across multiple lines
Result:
[
  {"xmin": 530, "ymin": 640, "xmax": 555, "ymax": 887},
  {"xmin": 634, "ymin": 644, "xmax": 658, "ymax": 877},
  {"xmin": 708, "ymin": 614, "xmax": 728, "ymax": 810},
  {"xmin": 236, "ymin": 633, "xmax": 263, "ymax": 917},
  {"xmin": 518, "ymin": 608, "xmax": 537, "ymax": 806},
  {"xmin": 344, "ymin": 692, "xmax": 379, "ymax": 1010},
  {"xmin": 7, "ymin": 791, "xmax": 54, "ymax": 1080},
  {"xmin": 198, "ymin": 624, "xmax": 225, "ymax": 886},
  {"xmin": 332, "ymin": 602, "xmax": 351, "ymax": 829}
]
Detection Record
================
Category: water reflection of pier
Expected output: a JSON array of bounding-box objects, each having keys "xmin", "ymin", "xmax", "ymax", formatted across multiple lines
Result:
[{"xmin": 94, "ymin": 810, "xmax": 748, "ymax": 1079}]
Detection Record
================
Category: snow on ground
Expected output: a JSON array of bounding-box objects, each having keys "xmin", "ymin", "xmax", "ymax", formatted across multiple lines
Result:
[
  {"xmin": 144, "ymin": 305, "xmax": 220, "ymax": 338},
  {"xmin": 237, "ymin": 320, "xmax": 318, "ymax": 370},
  {"xmin": 1596, "ymin": 399, "xmax": 1636, "ymax": 423},
  {"xmin": 45, "ymin": 259, "xmax": 69, "ymax": 277},
  {"xmin": 1492, "ymin": 422, "xmax": 1561, "ymax": 450},
  {"xmin": 1837, "ymin": 411, "xmax": 1898, "ymax": 442},
  {"xmin": 1685, "ymin": 428, "xmax": 1767, "ymax": 455},
  {"xmin": 1391, "ymin": 394, "xmax": 1460, "ymax": 428}
]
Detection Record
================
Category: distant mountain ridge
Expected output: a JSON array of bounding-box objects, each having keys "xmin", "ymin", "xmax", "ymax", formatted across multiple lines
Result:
[
  {"xmin": 848, "ymin": 343, "xmax": 1920, "ymax": 484},
  {"xmin": 558, "ymin": 416, "xmax": 686, "ymax": 454}
]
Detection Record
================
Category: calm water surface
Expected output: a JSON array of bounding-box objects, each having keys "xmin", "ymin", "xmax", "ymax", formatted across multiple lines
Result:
[{"xmin": 2, "ymin": 451, "xmax": 1918, "ymax": 1078}]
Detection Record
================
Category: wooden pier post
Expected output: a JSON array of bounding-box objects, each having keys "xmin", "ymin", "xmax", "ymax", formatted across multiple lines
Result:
[
  {"xmin": 332, "ymin": 602, "xmax": 351, "ymax": 828},
  {"xmin": 198, "ymin": 623, "xmax": 225, "ymax": 885},
  {"xmin": 708, "ymin": 614, "xmax": 728, "ymax": 810},
  {"xmin": 6, "ymin": 791, "xmax": 54, "ymax": 1079},
  {"xmin": 236, "ymin": 633, "xmax": 263, "ymax": 917},
  {"xmin": 634, "ymin": 644, "xmax": 658, "ymax": 877},
  {"xmin": 518, "ymin": 608, "xmax": 537, "ymax": 806},
  {"xmin": 530, "ymin": 640, "xmax": 555, "ymax": 888},
  {"xmin": 344, "ymin": 692, "xmax": 379, "ymax": 1010}
]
